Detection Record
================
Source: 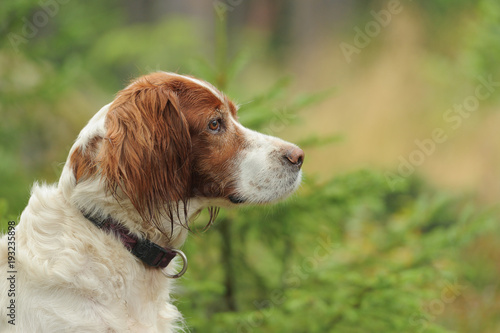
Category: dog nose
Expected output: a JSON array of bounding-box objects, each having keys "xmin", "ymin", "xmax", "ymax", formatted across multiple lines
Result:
[{"xmin": 284, "ymin": 147, "xmax": 305, "ymax": 169}]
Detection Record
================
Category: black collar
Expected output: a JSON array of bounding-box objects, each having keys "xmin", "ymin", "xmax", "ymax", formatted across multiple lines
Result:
[{"xmin": 83, "ymin": 212, "xmax": 187, "ymax": 278}]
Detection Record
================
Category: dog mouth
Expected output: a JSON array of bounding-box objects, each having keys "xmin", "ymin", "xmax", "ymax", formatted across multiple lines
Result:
[{"xmin": 228, "ymin": 195, "xmax": 246, "ymax": 204}]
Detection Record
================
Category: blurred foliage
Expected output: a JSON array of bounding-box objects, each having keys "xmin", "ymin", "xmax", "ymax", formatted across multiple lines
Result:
[
  {"xmin": 348, "ymin": 0, "xmax": 500, "ymax": 92},
  {"xmin": 1, "ymin": 0, "xmax": 500, "ymax": 332},
  {"xmin": 181, "ymin": 170, "xmax": 500, "ymax": 332}
]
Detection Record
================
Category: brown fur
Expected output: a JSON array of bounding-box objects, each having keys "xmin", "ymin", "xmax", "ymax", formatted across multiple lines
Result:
[
  {"xmin": 70, "ymin": 73, "xmax": 244, "ymax": 235},
  {"xmin": 71, "ymin": 136, "xmax": 101, "ymax": 182}
]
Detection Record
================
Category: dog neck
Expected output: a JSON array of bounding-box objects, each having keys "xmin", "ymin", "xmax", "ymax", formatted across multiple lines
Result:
[{"xmin": 82, "ymin": 212, "xmax": 181, "ymax": 271}]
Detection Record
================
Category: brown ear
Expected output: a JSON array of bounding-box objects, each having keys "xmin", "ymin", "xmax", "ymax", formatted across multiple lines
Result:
[{"xmin": 99, "ymin": 82, "xmax": 192, "ymax": 230}]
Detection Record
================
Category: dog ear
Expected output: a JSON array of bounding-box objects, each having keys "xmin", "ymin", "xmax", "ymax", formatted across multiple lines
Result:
[{"xmin": 99, "ymin": 83, "xmax": 192, "ymax": 229}]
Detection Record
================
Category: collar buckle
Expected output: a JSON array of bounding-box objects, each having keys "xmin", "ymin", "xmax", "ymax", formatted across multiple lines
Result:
[
  {"xmin": 161, "ymin": 249, "xmax": 188, "ymax": 279},
  {"xmin": 131, "ymin": 238, "xmax": 177, "ymax": 268}
]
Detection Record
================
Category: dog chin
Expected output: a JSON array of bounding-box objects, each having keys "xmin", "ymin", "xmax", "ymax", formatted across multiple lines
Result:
[{"xmin": 228, "ymin": 183, "xmax": 301, "ymax": 206}]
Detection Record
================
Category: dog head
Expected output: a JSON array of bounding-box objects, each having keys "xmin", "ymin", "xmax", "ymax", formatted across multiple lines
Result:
[{"xmin": 66, "ymin": 72, "xmax": 304, "ymax": 234}]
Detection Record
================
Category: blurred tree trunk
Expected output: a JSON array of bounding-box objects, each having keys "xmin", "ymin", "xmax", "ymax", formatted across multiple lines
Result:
[{"xmin": 219, "ymin": 216, "xmax": 238, "ymax": 311}]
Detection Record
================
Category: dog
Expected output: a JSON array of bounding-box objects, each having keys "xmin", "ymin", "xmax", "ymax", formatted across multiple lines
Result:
[{"xmin": 0, "ymin": 72, "xmax": 304, "ymax": 332}]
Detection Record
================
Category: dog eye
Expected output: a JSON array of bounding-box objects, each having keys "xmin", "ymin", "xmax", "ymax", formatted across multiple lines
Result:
[{"xmin": 208, "ymin": 119, "xmax": 221, "ymax": 132}]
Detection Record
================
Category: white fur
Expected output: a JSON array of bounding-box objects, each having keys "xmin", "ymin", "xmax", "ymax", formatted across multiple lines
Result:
[
  {"xmin": 1, "ymin": 183, "xmax": 187, "ymax": 332},
  {"xmin": 0, "ymin": 74, "xmax": 302, "ymax": 332},
  {"xmin": 231, "ymin": 117, "xmax": 303, "ymax": 203}
]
